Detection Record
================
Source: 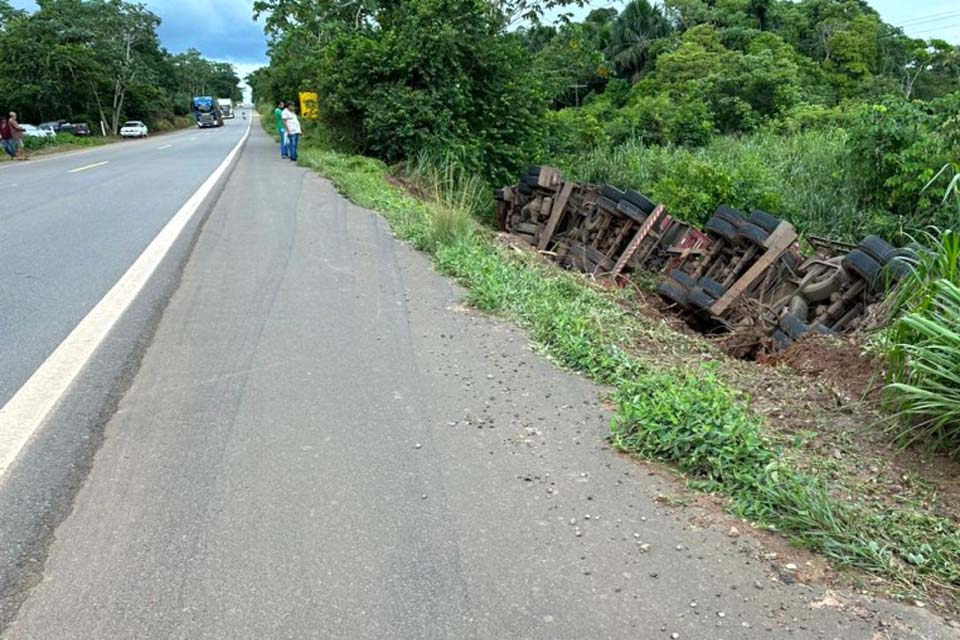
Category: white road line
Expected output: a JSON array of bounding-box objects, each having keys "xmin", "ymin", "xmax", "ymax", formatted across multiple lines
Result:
[
  {"xmin": 158, "ymin": 144, "xmax": 173, "ymax": 150},
  {"xmin": 0, "ymin": 121, "xmax": 252, "ymax": 482},
  {"xmin": 67, "ymin": 161, "xmax": 109, "ymax": 174}
]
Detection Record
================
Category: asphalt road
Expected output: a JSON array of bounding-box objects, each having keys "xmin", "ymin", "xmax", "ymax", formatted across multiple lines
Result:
[
  {"xmin": 1, "ymin": 125, "xmax": 956, "ymax": 639},
  {"xmin": 0, "ymin": 119, "xmax": 248, "ymax": 406}
]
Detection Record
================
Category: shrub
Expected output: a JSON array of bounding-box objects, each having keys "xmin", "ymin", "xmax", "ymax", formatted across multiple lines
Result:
[{"xmin": 314, "ymin": 0, "xmax": 547, "ymax": 186}]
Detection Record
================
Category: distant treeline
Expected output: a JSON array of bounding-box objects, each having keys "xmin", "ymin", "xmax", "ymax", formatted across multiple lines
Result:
[{"xmin": 0, "ymin": 0, "xmax": 242, "ymax": 133}]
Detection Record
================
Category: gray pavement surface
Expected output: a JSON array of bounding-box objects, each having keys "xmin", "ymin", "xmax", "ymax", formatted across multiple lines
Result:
[
  {"xmin": 0, "ymin": 120, "xmax": 248, "ymax": 406},
  {"xmin": 3, "ymin": 125, "xmax": 957, "ymax": 639}
]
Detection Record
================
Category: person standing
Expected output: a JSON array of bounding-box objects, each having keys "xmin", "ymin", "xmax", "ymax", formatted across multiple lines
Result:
[
  {"xmin": 282, "ymin": 102, "xmax": 301, "ymax": 162},
  {"xmin": 7, "ymin": 111, "xmax": 25, "ymax": 161},
  {"xmin": 274, "ymin": 100, "xmax": 287, "ymax": 159},
  {"xmin": 0, "ymin": 115, "xmax": 14, "ymax": 159}
]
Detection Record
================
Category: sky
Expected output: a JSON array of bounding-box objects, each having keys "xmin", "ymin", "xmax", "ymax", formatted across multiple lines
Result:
[{"xmin": 9, "ymin": 0, "xmax": 960, "ymax": 96}]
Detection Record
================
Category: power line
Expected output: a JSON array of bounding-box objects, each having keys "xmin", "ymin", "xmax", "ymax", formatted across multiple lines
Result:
[
  {"xmin": 896, "ymin": 10, "xmax": 960, "ymax": 27},
  {"xmin": 905, "ymin": 21, "xmax": 960, "ymax": 36}
]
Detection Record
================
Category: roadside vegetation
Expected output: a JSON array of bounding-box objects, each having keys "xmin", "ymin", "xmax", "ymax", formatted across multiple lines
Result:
[
  {"xmin": 0, "ymin": 0, "xmax": 241, "ymax": 134},
  {"xmin": 251, "ymin": 0, "xmax": 960, "ymax": 600},
  {"xmin": 884, "ymin": 182, "xmax": 960, "ymax": 453},
  {"xmin": 255, "ymin": 108, "xmax": 960, "ymax": 601}
]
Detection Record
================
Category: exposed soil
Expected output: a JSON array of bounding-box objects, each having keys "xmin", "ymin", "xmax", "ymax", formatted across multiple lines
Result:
[{"xmin": 758, "ymin": 333, "xmax": 887, "ymax": 402}]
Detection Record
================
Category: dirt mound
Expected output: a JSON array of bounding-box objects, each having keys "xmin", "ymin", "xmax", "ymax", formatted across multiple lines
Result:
[{"xmin": 758, "ymin": 333, "xmax": 886, "ymax": 401}]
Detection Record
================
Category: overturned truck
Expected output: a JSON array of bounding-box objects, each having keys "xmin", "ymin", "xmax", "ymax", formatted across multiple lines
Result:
[{"xmin": 495, "ymin": 166, "xmax": 912, "ymax": 355}]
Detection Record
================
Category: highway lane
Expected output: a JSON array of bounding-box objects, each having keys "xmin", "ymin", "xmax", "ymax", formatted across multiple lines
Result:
[{"xmin": 0, "ymin": 119, "xmax": 249, "ymax": 406}]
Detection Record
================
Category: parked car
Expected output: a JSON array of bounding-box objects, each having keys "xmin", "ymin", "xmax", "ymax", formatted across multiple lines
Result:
[
  {"xmin": 37, "ymin": 120, "xmax": 92, "ymax": 136},
  {"xmin": 119, "ymin": 121, "xmax": 148, "ymax": 138},
  {"xmin": 21, "ymin": 124, "xmax": 56, "ymax": 139},
  {"xmin": 39, "ymin": 119, "xmax": 67, "ymax": 131}
]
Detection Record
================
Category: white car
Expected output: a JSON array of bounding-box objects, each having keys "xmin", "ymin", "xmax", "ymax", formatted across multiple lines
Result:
[
  {"xmin": 21, "ymin": 124, "xmax": 56, "ymax": 139},
  {"xmin": 120, "ymin": 121, "xmax": 148, "ymax": 138}
]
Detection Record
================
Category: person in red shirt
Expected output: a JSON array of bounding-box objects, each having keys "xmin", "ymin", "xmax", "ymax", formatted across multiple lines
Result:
[{"xmin": 0, "ymin": 115, "xmax": 14, "ymax": 159}]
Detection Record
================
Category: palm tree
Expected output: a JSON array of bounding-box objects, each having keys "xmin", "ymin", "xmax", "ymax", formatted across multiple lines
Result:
[{"xmin": 605, "ymin": 0, "xmax": 672, "ymax": 83}]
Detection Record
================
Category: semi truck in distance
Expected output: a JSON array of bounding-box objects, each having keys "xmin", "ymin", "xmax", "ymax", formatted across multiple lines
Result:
[
  {"xmin": 217, "ymin": 98, "xmax": 234, "ymax": 119},
  {"xmin": 192, "ymin": 96, "xmax": 223, "ymax": 128}
]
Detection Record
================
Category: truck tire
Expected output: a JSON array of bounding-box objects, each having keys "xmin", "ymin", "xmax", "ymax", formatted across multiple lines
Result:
[
  {"xmin": 617, "ymin": 199, "xmax": 646, "ymax": 223},
  {"xmin": 526, "ymin": 165, "xmax": 543, "ymax": 177},
  {"xmin": 704, "ymin": 217, "xmax": 737, "ymax": 242},
  {"xmin": 657, "ymin": 281, "xmax": 689, "ymax": 306},
  {"xmin": 748, "ymin": 210, "xmax": 780, "ymax": 233},
  {"xmin": 771, "ymin": 330, "xmax": 792, "ymax": 351},
  {"xmin": 669, "ymin": 269, "xmax": 697, "ymax": 292},
  {"xmin": 600, "ymin": 185, "xmax": 625, "ymax": 202},
  {"xmin": 786, "ymin": 294, "xmax": 808, "ymax": 319},
  {"xmin": 623, "ymin": 189, "xmax": 655, "ymax": 215},
  {"xmin": 841, "ymin": 249, "xmax": 881, "ymax": 286},
  {"xmin": 687, "ymin": 287, "xmax": 716, "ymax": 311},
  {"xmin": 698, "ymin": 276, "xmax": 727, "ymax": 299},
  {"xmin": 714, "ymin": 205, "xmax": 746, "ymax": 228},
  {"xmin": 596, "ymin": 196, "xmax": 620, "ymax": 214},
  {"xmin": 857, "ymin": 235, "xmax": 896, "ymax": 265},
  {"xmin": 733, "ymin": 222, "xmax": 769, "ymax": 247},
  {"xmin": 518, "ymin": 182, "xmax": 533, "ymax": 195},
  {"xmin": 780, "ymin": 313, "xmax": 810, "ymax": 340},
  {"xmin": 884, "ymin": 254, "xmax": 913, "ymax": 283}
]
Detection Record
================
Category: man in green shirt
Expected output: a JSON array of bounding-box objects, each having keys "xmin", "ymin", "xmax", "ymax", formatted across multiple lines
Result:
[{"xmin": 274, "ymin": 100, "xmax": 287, "ymax": 158}]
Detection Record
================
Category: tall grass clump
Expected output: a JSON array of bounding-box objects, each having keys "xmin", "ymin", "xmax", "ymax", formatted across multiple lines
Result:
[
  {"xmin": 883, "ymin": 169, "xmax": 960, "ymax": 455},
  {"xmin": 405, "ymin": 151, "xmax": 493, "ymax": 222},
  {"xmin": 554, "ymin": 128, "xmax": 871, "ymax": 242},
  {"xmin": 886, "ymin": 279, "xmax": 960, "ymax": 453}
]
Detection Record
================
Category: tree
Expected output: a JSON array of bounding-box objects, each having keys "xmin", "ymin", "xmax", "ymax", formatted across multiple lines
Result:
[
  {"xmin": 0, "ymin": 0, "xmax": 238, "ymax": 130},
  {"xmin": 606, "ymin": 0, "xmax": 671, "ymax": 82}
]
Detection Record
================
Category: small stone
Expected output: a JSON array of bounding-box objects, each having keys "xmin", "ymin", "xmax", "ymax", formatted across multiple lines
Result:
[
  {"xmin": 784, "ymin": 563, "xmax": 798, "ymax": 572},
  {"xmin": 575, "ymin": 529, "xmax": 582, "ymax": 538},
  {"xmin": 414, "ymin": 443, "xmax": 422, "ymax": 449},
  {"xmin": 689, "ymin": 602, "xmax": 697, "ymax": 608},
  {"xmin": 728, "ymin": 526, "xmax": 740, "ymax": 538},
  {"xmin": 486, "ymin": 374, "xmax": 494, "ymax": 379},
  {"xmin": 914, "ymin": 600, "xmax": 926, "ymax": 608},
  {"xmin": 639, "ymin": 543, "xmax": 651, "ymax": 553},
  {"xmin": 584, "ymin": 514, "xmax": 591, "ymax": 520},
  {"xmin": 569, "ymin": 518, "xmax": 577, "ymax": 525},
  {"xmin": 675, "ymin": 544, "xmax": 685, "ymax": 551},
  {"xmin": 754, "ymin": 581, "xmax": 765, "ymax": 590},
  {"xmin": 421, "ymin": 494, "xmax": 427, "ymax": 500},
  {"xmin": 717, "ymin": 612, "xmax": 726, "ymax": 618},
  {"xmin": 671, "ymin": 633, "xmax": 679, "ymax": 639}
]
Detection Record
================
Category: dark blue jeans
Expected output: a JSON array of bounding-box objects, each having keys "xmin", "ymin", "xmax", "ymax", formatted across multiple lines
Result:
[
  {"xmin": 287, "ymin": 133, "xmax": 300, "ymax": 161},
  {"xmin": 279, "ymin": 129, "xmax": 287, "ymax": 157}
]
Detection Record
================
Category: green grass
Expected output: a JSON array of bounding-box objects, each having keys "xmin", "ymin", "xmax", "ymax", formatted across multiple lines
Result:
[
  {"xmin": 297, "ymin": 133, "xmax": 960, "ymax": 598},
  {"xmin": 880, "ymin": 171, "xmax": 960, "ymax": 455},
  {"xmin": 554, "ymin": 129, "xmax": 888, "ymax": 243}
]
